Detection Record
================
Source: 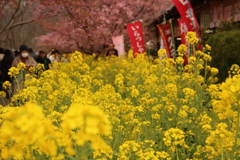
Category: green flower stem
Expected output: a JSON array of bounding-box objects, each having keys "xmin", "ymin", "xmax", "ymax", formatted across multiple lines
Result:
[
  {"xmin": 1, "ymin": 97, "xmax": 5, "ymax": 105},
  {"xmin": 176, "ymin": 147, "xmax": 180, "ymax": 160},
  {"xmin": 204, "ymin": 61, "xmax": 208, "ymax": 83},
  {"xmin": 14, "ymin": 75, "xmax": 20, "ymax": 93},
  {"xmin": 220, "ymin": 141, "xmax": 224, "ymax": 160},
  {"xmin": 189, "ymin": 44, "xmax": 192, "ymax": 57}
]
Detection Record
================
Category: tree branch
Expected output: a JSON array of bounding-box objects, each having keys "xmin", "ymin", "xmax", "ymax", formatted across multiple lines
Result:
[
  {"xmin": 0, "ymin": 0, "xmax": 22, "ymax": 34},
  {"xmin": 6, "ymin": 19, "xmax": 35, "ymax": 30}
]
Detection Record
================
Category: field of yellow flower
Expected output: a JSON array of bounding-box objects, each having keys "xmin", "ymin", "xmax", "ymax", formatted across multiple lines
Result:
[{"xmin": 1, "ymin": 32, "xmax": 240, "ymax": 160}]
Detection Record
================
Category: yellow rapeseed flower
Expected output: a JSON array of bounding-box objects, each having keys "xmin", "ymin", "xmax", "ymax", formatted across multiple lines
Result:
[
  {"xmin": 158, "ymin": 49, "xmax": 167, "ymax": 57},
  {"xmin": 3, "ymin": 81, "xmax": 11, "ymax": 89},
  {"xmin": 186, "ymin": 31, "xmax": 199, "ymax": 44},
  {"xmin": 8, "ymin": 67, "xmax": 20, "ymax": 77},
  {"xmin": 205, "ymin": 44, "xmax": 211, "ymax": 51},
  {"xmin": 29, "ymin": 67, "xmax": 35, "ymax": 72},
  {"xmin": 177, "ymin": 44, "xmax": 187, "ymax": 56},
  {"xmin": 0, "ymin": 91, "xmax": 6, "ymax": 98},
  {"xmin": 176, "ymin": 57, "xmax": 184, "ymax": 65},
  {"xmin": 17, "ymin": 62, "xmax": 26, "ymax": 70},
  {"xmin": 210, "ymin": 67, "xmax": 219, "ymax": 75}
]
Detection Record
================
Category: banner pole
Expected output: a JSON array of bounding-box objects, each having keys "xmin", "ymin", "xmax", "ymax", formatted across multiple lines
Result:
[
  {"xmin": 187, "ymin": 0, "xmax": 196, "ymax": 32},
  {"xmin": 141, "ymin": 19, "xmax": 148, "ymax": 57},
  {"xmin": 169, "ymin": 19, "xmax": 176, "ymax": 59}
]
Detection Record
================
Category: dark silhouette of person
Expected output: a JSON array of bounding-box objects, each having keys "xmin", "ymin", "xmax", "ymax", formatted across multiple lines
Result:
[{"xmin": 106, "ymin": 44, "xmax": 118, "ymax": 57}]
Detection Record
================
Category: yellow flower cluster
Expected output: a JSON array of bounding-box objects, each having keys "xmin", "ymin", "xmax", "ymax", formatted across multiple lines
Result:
[
  {"xmin": 0, "ymin": 103, "xmax": 112, "ymax": 159},
  {"xmin": 204, "ymin": 44, "xmax": 211, "ymax": 51},
  {"xmin": 0, "ymin": 91, "xmax": 6, "ymax": 98},
  {"xmin": 8, "ymin": 67, "xmax": 20, "ymax": 77},
  {"xmin": 130, "ymin": 85, "xmax": 140, "ymax": 98},
  {"xmin": 210, "ymin": 75, "xmax": 240, "ymax": 120},
  {"xmin": 163, "ymin": 128, "xmax": 186, "ymax": 152},
  {"xmin": 3, "ymin": 81, "xmax": 11, "ymax": 89},
  {"xmin": 29, "ymin": 66, "xmax": 35, "ymax": 72},
  {"xmin": 183, "ymin": 88, "xmax": 196, "ymax": 99},
  {"xmin": 17, "ymin": 62, "xmax": 26, "ymax": 70},
  {"xmin": 118, "ymin": 140, "xmax": 171, "ymax": 160},
  {"xmin": 188, "ymin": 56, "xmax": 196, "ymax": 64},
  {"xmin": 196, "ymin": 50, "xmax": 204, "ymax": 56},
  {"xmin": 229, "ymin": 64, "xmax": 240, "ymax": 76},
  {"xmin": 210, "ymin": 67, "xmax": 219, "ymax": 75},
  {"xmin": 186, "ymin": 31, "xmax": 199, "ymax": 44},
  {"xmin": 158, "ymin": 49, "xmax": 167, "ymax": 57},
  {"xmin": 204, "ymin": 123, "xmax": 234, "ymax": 159},
  {"xmin": 177, "ymin": 44, "xmax": 187, "ymax": 57},
  {"xmin": 176, "ymin": 57, "xmax": 184, "ymax": 65},
  {"xmin": 115, "ymin": 74, "xmax": 124, "ymax": 87},
  {"xmin": 1, "ymin": 33, "xmax": 239, "ymax": 159}
]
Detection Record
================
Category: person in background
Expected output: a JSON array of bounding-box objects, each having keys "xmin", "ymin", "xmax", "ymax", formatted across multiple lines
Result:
[
  {"xmin": 1, "ymin": 49, "xmax": 14, "ymax": 98},
  {"xmin": 12, "ymin": 45, "xmax": 37, "ymax": 68},
  {"xmin": 49, "ymin": 50, "xmax": 61, "ymax": 62},
  {"xmin": 106, "ymin": 43, "xmax": 118, "ymax": 57},
  {"xmin": 47, "ymin": 48, "xmax": 55, "ymax": 58},
  {"xmin": 0, "ymin": 47, "xmax": 4, "ymax": 60},
  {"xmin": 11, "ymin": 45, "xmax": 38, "ymax": 94},
  {"xmin": 62, "ymin": 51, "xmax": 72, "ymax": 62},
  {"xmin": 37, "ymin": 50, "xmax": 51, "ymax": 70},
  {"xmin": 102, "ymin": 43, "xmax": 109, "ymax": 57},
  {"xmin": 14, "ymin": 50, "xmax": 20, "ymax": 57},
  {"xmin": 29, "ymin": 48, "xmax": 38, "ymax": 61}
]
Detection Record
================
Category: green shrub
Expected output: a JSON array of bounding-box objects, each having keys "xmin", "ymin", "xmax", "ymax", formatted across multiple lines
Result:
[{"xmin": 206, "ymin": 30, "xmax": 240, "ymax": 82}]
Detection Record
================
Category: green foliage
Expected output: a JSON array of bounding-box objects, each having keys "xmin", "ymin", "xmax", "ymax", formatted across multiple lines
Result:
[
  {"xmin": 206, "ymin": 29, "xmax": 240, "ymax": 82},
  {"xmin": 216, "ymin": 19, "xmax": 240, "ymax": 33}
]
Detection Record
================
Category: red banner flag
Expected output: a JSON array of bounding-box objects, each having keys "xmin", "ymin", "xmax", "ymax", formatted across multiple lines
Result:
[
  {"xmin": 178, "ymin": 19, "xmax": 188, "ymax": 46},
  {"xmin": 126, "ymin": 21, "xmax": 146, "ymax": 56},
  {"xmin": 157, "ymin": 23, "xmax": 175, "ymax": 58},
  {"xmin": 172, "ymin": 0, "xmax": 200, "ymax": 39}
]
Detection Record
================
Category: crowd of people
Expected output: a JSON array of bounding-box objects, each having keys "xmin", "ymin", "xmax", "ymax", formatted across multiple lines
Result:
[
  {"xmin": 0, "ymin": 43, "xmax": 119, "ymax": 99},
  {"xmin": 0, "ymin": 45, "xmax": 72, "ymax": 99}
]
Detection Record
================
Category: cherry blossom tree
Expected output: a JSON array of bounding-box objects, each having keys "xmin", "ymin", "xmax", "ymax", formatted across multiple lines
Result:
[
  {"xmin": 36, "ymin": 0, "xmax": 173, "ymax": 53},
  {"xmin": 0, "ymin": 0, "xmax": 173, "ymax": 52}
]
